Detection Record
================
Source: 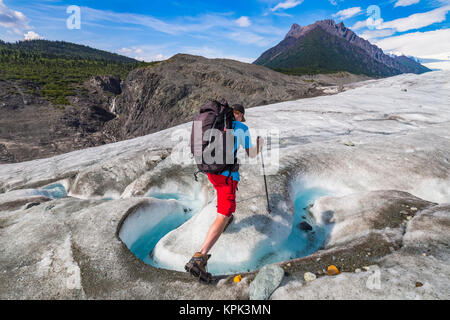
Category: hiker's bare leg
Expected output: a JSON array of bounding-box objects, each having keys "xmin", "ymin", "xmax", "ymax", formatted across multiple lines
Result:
[{"xmin": 199, "ymin": 214, "xmax": 231, "ymax": 255}]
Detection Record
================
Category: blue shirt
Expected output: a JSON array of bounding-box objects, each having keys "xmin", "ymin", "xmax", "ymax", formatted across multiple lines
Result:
[{"xmin": 221, "ymin": 120, "xmax": 252, "ymax": 182}]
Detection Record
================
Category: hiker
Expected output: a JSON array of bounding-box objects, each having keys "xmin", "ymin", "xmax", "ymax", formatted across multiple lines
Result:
[{"xmin": 185, "ymin": 103, "xmax": 263, "ymax": 282}]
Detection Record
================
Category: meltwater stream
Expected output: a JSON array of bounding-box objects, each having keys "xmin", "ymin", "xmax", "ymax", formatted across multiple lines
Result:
[
  {"xmin": 255, "ymin": 185, "xmax": 330, "ymax": 266},
  {"xmin": 28, "ymin": 183, "xmax": 68, "ymax": 199},
  {"xmin": 125, "ymin": 192, "xmax": 203, "ymax": 265},
  {"xmin": 120, "ymin": 181, "xmax": 331, "ymax": 275}
]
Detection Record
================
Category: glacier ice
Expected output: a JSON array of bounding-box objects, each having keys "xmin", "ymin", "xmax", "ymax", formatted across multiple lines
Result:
[{"xmin": 0, "ymin": 71, "xmax": 449, "ymax": 299}]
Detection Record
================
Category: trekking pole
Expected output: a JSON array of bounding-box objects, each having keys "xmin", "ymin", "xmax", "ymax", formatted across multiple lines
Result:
[{"xmin": 258, "ymin": 137, "xmax": 271, "ymax": 214}]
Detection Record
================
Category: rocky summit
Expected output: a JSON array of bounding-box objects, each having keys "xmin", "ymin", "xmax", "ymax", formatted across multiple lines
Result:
[{"xmin": 0, "ymin": 70, "xmax": 449, "ymax": 300}]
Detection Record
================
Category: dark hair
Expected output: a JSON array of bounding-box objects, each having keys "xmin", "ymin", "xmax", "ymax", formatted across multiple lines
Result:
[
  {"xmin": 232, "ymin": 104, "xmax": 245, "ymax": 114},
  {"xmin": 232, "ymin": 104, "xmax": 246, "ymax": 122}
]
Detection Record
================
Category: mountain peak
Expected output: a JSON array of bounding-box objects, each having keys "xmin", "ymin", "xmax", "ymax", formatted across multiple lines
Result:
[
  {"xmin": 314, "ymin": 19, "xmax": 346, "ymax": 30},
  {"xmin": 254, "ymin": 18, "xmax": 431, "ymax": 77},
  {"xmin": 315, "ymin": 19, "xmax": 336, "ymax": 26},
  {"xmin": 314, "ymin": 19, "xmax": 352, "ymax": 37},
  {"xmin": 288, "ymin": 23, "xmax": 301, "ymax": 31},
  {"xmin": 285, "ymin": 20, "xmax": 350, "ymax": 40},
  {"xmin": 285, "ymin": 22, "xmax": 320, "ymax": 39},
  {"xmin": 285, "ymin": 23, "xmax": 302, "ymax": 39}
]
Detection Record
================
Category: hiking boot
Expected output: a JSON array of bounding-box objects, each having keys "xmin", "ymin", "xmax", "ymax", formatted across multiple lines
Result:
[
  {"xmin": 185, "ymin": 252, "xmax": 213, "ymax": 283},
  {"xmin": 223, "ymin": 215, "xmax": 234, "ymax": 232}
]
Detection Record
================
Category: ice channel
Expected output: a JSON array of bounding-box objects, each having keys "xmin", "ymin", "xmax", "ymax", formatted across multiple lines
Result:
[{"xmin": 119, "ymin": 180, "xmax": 332, "ymax": 275}]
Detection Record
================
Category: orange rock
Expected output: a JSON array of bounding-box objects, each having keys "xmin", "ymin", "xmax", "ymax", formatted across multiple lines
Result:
[
  {"xmin": 233, "ymin": 275, "xmax": 242, "ymax": 283},
  {"xmin": 327, "ymin": 265, "xmax": 340, "ymax": 276}
]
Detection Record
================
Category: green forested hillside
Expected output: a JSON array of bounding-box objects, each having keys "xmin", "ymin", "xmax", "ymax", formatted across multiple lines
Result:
[
  {"xmin": 1, "ymin": 40, "xmax": 138, "ymax": 63},
  {"xmin": 0, "ymin": 40, "xmax": 154, "ymax": 105}
]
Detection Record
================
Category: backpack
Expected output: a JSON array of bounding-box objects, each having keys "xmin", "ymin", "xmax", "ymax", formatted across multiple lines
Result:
[{"xmin": 190, "ymin": 99, "xmax": 239, "ymax": 180}]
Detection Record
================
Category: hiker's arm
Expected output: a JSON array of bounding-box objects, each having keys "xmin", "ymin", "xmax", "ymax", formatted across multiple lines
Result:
[{"xmin": 246, "ymin": 136, "xmax": 263, "ymax": 158}]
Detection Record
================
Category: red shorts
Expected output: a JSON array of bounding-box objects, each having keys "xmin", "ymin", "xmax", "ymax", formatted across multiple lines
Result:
[{"xmin": 207, "ymin": 173, "xmax": 238, "ymax": 217}]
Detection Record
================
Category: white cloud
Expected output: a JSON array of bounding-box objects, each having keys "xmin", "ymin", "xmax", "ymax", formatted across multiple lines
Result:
[
  {"xmin": 118, "ymin": 45, "xmax": 172, "ymax": 62},
  {"xmin": 379, "ymin": 5, "xmax": 450, "ymax": 32},
  {"xmin": 416, "ymin": 50, "xmax": 450, "ymax": 70},
  {"xmin": 329, "ymin": 0, "xmax": 345, "ymax": 5},
  {"xmin": 373, "ymin": 28, "xmax": 450, "ymax": 70},
  {"xmin": 366, "ymin": 17, "xmax": 384, "ymax": 30},
  {"xmin": 271, "ymin": 0, "xmax": 304, "ymax": 12},
  {"xmin": 24, "ymin": 30, "xmax": 43, "ymax": 40},
  {"xmin": 26, "ymin": 2, "xmax": 285, "ymax": 54},
  {"xmin": 74, "ymin": 4, "xmax": 282, "ymax": 49},
  {"xmin": 80, "ymin": 6, "xmax": 240, "ymax": 36},
  {"xmin": 118, "ymin": 47, "xmax": 133, "ymax": 55},
  {"xmin": 352, "ymin": 20, "xmax": 369, "ymax": 30},
  {"xmin": 226, "ymin": 31, "xmax": 272, "ymax": 47},
  {"xmin": 360, "ymin": 28, "xmax": 396, "ymax": 40},
  {"xmin": 133, "ymin": 53, "xmax": 167, "ymax": 62},
  {"xmin": 236, "ymin": 16, "xmax": 251, "ymax": 27},
  {"xmin": 333, "ymin": 7, "xmax": 362, "ymax": 20},
  {"xmin": 180, "ymin": 45, "xmax": 255, "ymax": 63},
  {"xmin": 352, "ymin": 5, "xmax": 450, "ymax": 34},
  {"xmin": 0, "ymin": 0, "xmax": 30, "ymax": 33},
  {"xmin": 394, "ymin": 0, "xmax": 420, "ymax": 7}
]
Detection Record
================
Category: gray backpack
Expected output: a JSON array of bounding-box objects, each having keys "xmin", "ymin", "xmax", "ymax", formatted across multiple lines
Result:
[{"xmin": 190, "ymin": 99, "xmax": 239, "ymax": 179}]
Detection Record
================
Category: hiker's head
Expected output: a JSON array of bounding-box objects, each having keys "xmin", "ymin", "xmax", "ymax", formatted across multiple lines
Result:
[{"xmin": 232, "ymin": 104, "xmax": 246, "ymax": 122}]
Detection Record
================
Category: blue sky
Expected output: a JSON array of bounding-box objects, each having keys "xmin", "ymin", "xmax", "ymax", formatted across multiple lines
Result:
[{"xmin": 1, "ymin": 0, "xmax": 449, "ymax": 69}]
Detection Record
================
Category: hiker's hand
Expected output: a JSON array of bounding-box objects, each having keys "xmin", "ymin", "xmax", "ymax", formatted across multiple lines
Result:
[{"xmin": 257, "ymin": 136, "xmax": 264, "ymax": 151}]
